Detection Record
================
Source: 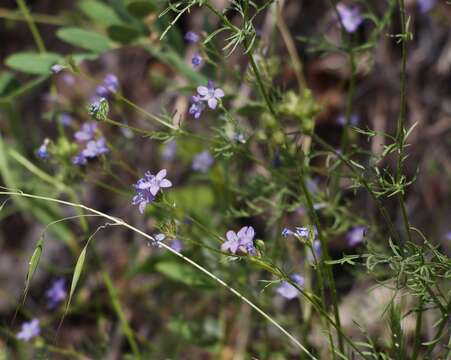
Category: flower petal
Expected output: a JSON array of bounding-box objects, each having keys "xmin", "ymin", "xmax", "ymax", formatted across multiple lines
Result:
[
  {"xmin": 226, "ymin": 230, "xmax": 238, "ymax": 242},
  {"xmin": 149, "ymin": 184, "xmax": 160, "ymax": 196},
  {"xmin": 214, "ymin": 88, "xmax": 225, "ymax": 98},
  {"xmin": 156, "ymin": 169, "xmax": 167, "ymax": 180},
  {"xmin": 197, "ymin": 86, "xmax": 209, "ymax": 96},
  {"xmin": 208, "ymin": 97, "xmax": 218, "ymax": 109},
  {"xmin": 138, "ymin": 201, "xmax": 147, "ymax": 214},
  {"xmin": 160, "ymin": 179, "xmax": 172, "ymax": 188}
]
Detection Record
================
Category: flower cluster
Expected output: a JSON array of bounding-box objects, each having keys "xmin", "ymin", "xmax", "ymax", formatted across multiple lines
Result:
[
  {"xmin": 17, "ymin": 319, "xmax": 40, "ymax": 342},
  {"xmin": 72, "ymin": 122, "xmax": 109, "ymax": 165},
  {"xmin": 45, "ymin": 278, "xmax": 67, "ymax": 308},
  {"xmin": 132, "ymin": 169, "xmax": 172, "ymax": 213},
  {"xmin": 336, "ymin": 3, "xmax": 363, "ymax": 33},
  {"xmin": 96, "ymin": 74, "xmax": 119, "ymax": 98},
  {"xmin": 192, "ymin": 151, "xmax": 214, "ymax": 173},
  {"xmin": 184, "ymin": 31, "xmax": 203, "ymax": 68},
  {"xmin": 221, "ymin": 226, "xmax": 257, "ymax": 256},
  {"xmin": 276, "ymin": 274, "xmax": 305, "ymax": 300},
  {"xmin": 189, "ymin": 80, "xmax": 224, "ymax": 119},
  {"xmin": 88, "ymin": 97, "xmax": 109, "ymax": 121}
]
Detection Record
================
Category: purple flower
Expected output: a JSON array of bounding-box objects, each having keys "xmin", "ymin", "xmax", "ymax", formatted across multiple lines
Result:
[
  {"xmin": 75, "ymin": 122, "xmax": 97, "ymax": 142},
  {"xmin": 36, "ymin": 139, "xmax": 50, "ymax": 160},
  {"xmin": 96, "ymin": 74, "xmax": 119, "ymax": 98},
  {"xmin": 132, "ymin": 169, "xmax": 172, "ymax": 213},
  {"xmin": 306, "ymin": 178, "xmax": 319, "ymax": 194},
  {"xmin": 72, "ymin": 153, "xmax": 87, "ymax": 166},
  {"xmin": 197, "ymin": 80, "xmax": 225, "ymax": 109},
  {"xmin": 192, "ymin": 151, "xmax": 214, "ymax": 173},
  {"xmin": 282, "ymin": 228, "xmax": 294, "ymax": 238},
  {"xmin": 282, "ymin": 226, "xmax": 311, "ymax": 239},
  {"xmin": 346, "ymin": 226, "xmax": 367, "ymax": 246},
  {"xmin": 17, "ymin": 319, "xmax": 40, "ymax": 341},
  {"xmin": 189, "ymin": 95, "xmax": 206, "ymax": 119},
  {"xmin": 162, "ymin": 140, "xmax": 177, "ymax": 161},
  {"xmin": 148, "ymin": 233, "xmax": 165, "ymax": 247},
  {"xmin": 185, "ymin": 31, "xmax": 200, "ymax": 43},
  {"xmin": 59, "ymin": 113, "xmax": 73, "ymax": 126},
  {"xmin": 51, "ymin": 64, "xmax": 63, "ymax": 74},
  {"xmin": 81, "ymin": 137, "xmax": 109, "ymax": 158},
  {"xmin": 276, "ymin": 274, "xmax": 305, "ymax": 300},
  {"xmin": 417, "ymin": 0, "xmax": 436, "ymax": 13},
  {"xmin": 191, "ymin": 54, "xmax": 203, "ymax": 68},
  {"xmin": 336, "ymin": 3, "xmax": 364, "ymax": 33},
  {"xmin": 445, "ymin": 231, "xmax": 451, "ymax": 241},
  {"xmin": 221, "ymin": 226, "xmax": 256, "ymax": 256},
  {"xmin": 337, "ymin": 114, "xmax": 360, "ymax": 126},
  {"xmin": 46, "ymin": 278, "xmax": 66, "ymax": 308},
  {"xmin": 169, "ymin": 239, "xmax": 183, "ymax": 252}
]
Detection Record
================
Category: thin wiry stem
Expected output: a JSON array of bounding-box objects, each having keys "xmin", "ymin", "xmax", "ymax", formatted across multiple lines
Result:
[
  {"xmin": 0, "ymin": 189, "xmax": 316, "ymax": 358},
  {"xmin": 15, "ymin": 0, "xmax": 46, "ymax": 53}
]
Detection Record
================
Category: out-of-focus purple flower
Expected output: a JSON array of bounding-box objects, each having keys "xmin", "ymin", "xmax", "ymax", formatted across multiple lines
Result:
[
  {"xmin": 81, "ymin": 137, "xmax": 109, "ymax": 158},
  {"xmin": 62, "ymin": 74, "xmax": 75, "ymax": 86},
  {"xmin": 197, "ymin": 80, "xmax": 225, "ymax": 109},
  {"xmin": 169, "ymin": 239, "xmax": 183, "ymax": 252},
  {"xmin": 306, "ymin": 178, "xmax": 319, "ymax": 194},
  {"xmin": 75, "ymin": 122, "xmax": 97, "ymax": 142},
  {"xmin": 283, "ymin": 226, "xmax": 311, "ymax": 239},
  {"xmin": 36, "ymin": 139, "xmax": 50, "ymax": 160},
  {"xmin": 445, "ymin": 231, "xmax": 451, "ymax": 241},
  {"xmin": 51, "ymin": 64, "xmax": 63, "ymax": 74},
  {"xmin": 72, "ymin": 153, "xmax": 87, "ymax": 166},
  {"xmin": 192, "ymin": 151, "xmax": 214, "ymax": 173},
  {"xmin": 337, "ymin": 114, "xmax": 360, "ymax": 126},
  {"xmin": 45, "ymin": 278, "xmax": 66, "ymax": 308},
  {"xmin": 189, "ymin": 95, "xmax": 206, "ymax": 119},
  {"xmin": 221, "ymin": 226, "xmax": 256, "ymax": 256},
  {"xmin": 282, "ymin": 228, "xmax": 294, "ymax": 238},
  {"xmin": 162, "ymin": 140, "xmax": 177, "ymax": 161},
  {"xmin": 132, "ymin": 170, "xmax": 172, "ymax": 213},
  {"xmin": 96, "ymin": 74, "xmax": 119, "ymax": 98},
  {"xmin": 346, "ymin": 226, "xmax": 367, "ymax": 246},
  {"xmin": 276, "ymin": 274, "xmax": 305, "ymax": 300},
  {"xmin": 191, "ymin": 54, "xmax": 203, "ymax": 68},
  {"xmin": 59, "ymin": 113, "xmax": 73, "ymax": 126},
  {"xmin": 185, "ymin": 31, "xmax": 200, "ymax": 43},
  {"xmin": 336, "ymin": 3, "xmax": 364, "ymax": 33},
  {"xmin": 148, "ymin": 233, "xmax": 165, "ymax": 247},
  {"xmin": 417, "ymin": 0, "xmax": 436, "ymax": 13},
  {"xmin": 17, "ymin": 319, "xmax": 40, "ymax": 341}
]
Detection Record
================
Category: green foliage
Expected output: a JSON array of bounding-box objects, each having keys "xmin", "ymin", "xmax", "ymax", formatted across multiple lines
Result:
[
  {"xmin": 5, "ymin": 52, "xmax": 63, "ymax": 75},
  {"xmin": 57, "ymin": 27, "xmax": 112, "ymax": 53}
]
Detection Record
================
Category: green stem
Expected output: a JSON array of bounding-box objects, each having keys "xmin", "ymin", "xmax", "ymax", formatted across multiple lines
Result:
[
  {"xmin": 15, "ymin": 0, "xmax": 46, "ymax": 53},
  {"xmin": 412, "ymin": 299, "xmax": 423, "ymax": 360}
]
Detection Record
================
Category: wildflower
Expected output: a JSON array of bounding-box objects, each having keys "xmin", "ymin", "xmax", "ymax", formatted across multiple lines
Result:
[
  {"xmin": 96, "ymin": 74, "xmax": 119, "ymax": 98},
  {"xmin": 197, "ymin": 80, "xmax": 224, "ymax": 109},
  {"xmin": 62, "ymin": 74, "xmax": 75, "ymax": 86},
  {"xmin": 75, "ymin": 122, "xmax": 97, "ymax": 142},
  {"xmin": 221, "ymin": 226, "xmax": 256, "ymax": 256},
  {"xmin": 162, "ymin": 140, "xmax": 177, "ymax": 161},
  {"xmin": 132, "ymin": 169, "xmax": 172, "ymax": 213},
  {"xmin": 51, "ymin": 64, "xmax": 63, "ymax": 74},
  {"xmin": 282, "ymin": 228, "xmax": 294, "ymax": 238},
  {"xmin": 17, "ymin": 319, "xmax": 40, "ymax": 341},
  {"xmin": 306, "ymin": 178, "xmax": 318, "ymax": 193},
  {"xmin": 346, "ymin": 226, "xmax": 367, "ymax": 246},
  {"xmin": 148, "ymin": 233, "xmax": 165, "ymax": 247},
  {"xmin": 276, "ymin": 274, "xmax": 305, "ymax": 300},
  {"xmin": 282, "ymin": 226, "xmax": 311, "ymax": 239},
  {"xmin": 88, "ymin": 97, "xmax": 109, "ymax": 121},
  {"xmin": 36, "ymin": 139, "xmax": 50, "ymax": 160},
  {"xmin": 336, "ymin": 3, "xmax": 363, "ymax": 33},
  {"xmin": 45, "ymin": 278, "xmax": 66, "ymax": 308},
  {"xmin": 191, "ymin": 54, "xmax": 202, "ymax": 68},
  {"xmin": 59, "ymin": 113, "xmax": 73, "ymax": 126},
  {"xmin": 337, "ymin": 114, "xmax": 360, "ymax": 126},
  {"xmin": 72, "ymin": 153, "xmax": 87, "ymax": 165},
  {"xmin": 189, "ymin": 95, "xmax": 206, "ymax": 119},
  {"xmin": 417, "ymin": 0, "xmax": 436, "ymax": 13},
  {"xmin": 81, "ymin": 137, "xmax": 109, "ymax": 158},
  {"xmin": 184, "ymin": 31, "xmax": 200, "ymax": 43},
  {"xmin": 445, "ymin": 231, "xmax": 451, "ymax": 241},
  {"xmin": 169, "ymin": 239, "xmax": 183, "ymax": 252},
  {"xmin": 192, "ymin": 151, "xmax": 214, "ymax": 173}
]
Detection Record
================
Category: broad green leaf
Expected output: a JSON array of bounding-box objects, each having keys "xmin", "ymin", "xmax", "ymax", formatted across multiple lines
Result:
[
  {"xmin": 5, "ymin": 52, "xmax": 63, "ymax": 75},
  {"xmin": 107, "ymin": 24, "xmax": 141, "ymax": 44},
  {"xmin": 57, "ymin": 27, "xmax": 112, "ymax": 53},
  {"xmin": 66, "ymin": 245, "xmax": 88, "ymax": 311},
  {"xmin": 79, "ymin": 0, "xmax": 122, "ymax": 26},
  {"xmin": 126, "ymin": 0, "xmax": 157, "ymax": 18},
  {"xmin": 155, "ymin": 260, "xmax": 213, "ymax": 289}
]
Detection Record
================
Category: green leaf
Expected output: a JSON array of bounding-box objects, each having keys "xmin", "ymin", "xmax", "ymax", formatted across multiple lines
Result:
[
  {"xmin": 155, "ymin": 260, "xmax": 214, "ymax": 289},
  {"xmin": 79, "ymin": 0, "xmax": 122, "ymax": 26},
  {"xmin": 0, "ymin": 72, "xmax": 18, "ymax": 96},
  {"xmin": 107, "ymin": 24, "xmax": 141, "ymax": 44},
  {"xmin": 57, "ymin": 27, "xmax": 112, "ymax": 53},
  {"xmin": 23, "ymin": 236, "xmax": 44, "ymax": 300},
  {"xmin": 126, "ymin": 0, "xmax": 157, "ymax": 18},
  {"xmin": 5, "ymin": 52, "xmax": 63, "ymax": 75}
]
